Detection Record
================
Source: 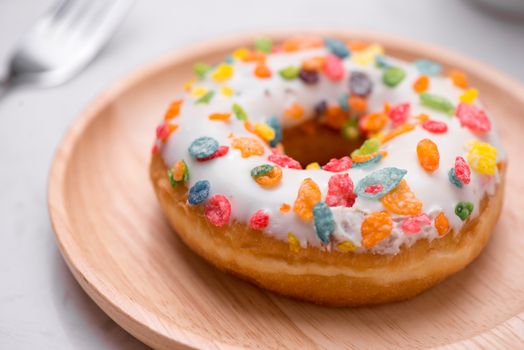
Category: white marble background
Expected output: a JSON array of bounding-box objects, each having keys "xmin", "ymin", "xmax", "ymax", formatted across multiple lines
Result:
[{"xmin": 0, "ymin": 0, "xmax": 523, "ymax": 349}]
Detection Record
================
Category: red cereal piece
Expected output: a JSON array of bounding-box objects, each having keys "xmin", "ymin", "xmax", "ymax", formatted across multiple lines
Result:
[
  {"xmin": 204, "ymin": 195, "xmax": 231, "ymax": 227},
  {"xmin": 422, "ymin": 120, "xmax": 448, "ymax": 134},
  {"xmin": 400, "ymin": 214, "xmax": 431, "ymax": 234},
  {"xmin": 455, "ymin": 103, "xmax": 491, "ymax": 133},
  {"xmin": 323, "ymin": 54, "xmax": 344, "ymax": 81},
  {"xmin": 325, "ymin": 174, "xmax": 356, "ymax": 207},
  {"xmin": 364, "ymin": 184, "xmax": 383, "ymax": 194},
  {"xmin": 454, "ymin": 156, "xmax": 471, "ymax": 185},
  {"xmin": 196, "ymin": 145, "xmax": 229, "ymax": 162},
  {"xmin": 388, "ymin": 102, "xmax": 410, "ymax": 126},
  {"xmin": 268, "ymin": 151, "xmax": 302, "ymax": 169},
  {"xmin": 151, "ymin": 144, "xmax": 159, "ymax": 154},
  {"xmin": 156, "ymin": 122, "xmax": 178, "ymax": 142},
  {"xmin": 249, "ymin": 210, "xmax": 270, "ymax": 230},
  {"xmin": 322, "ymin": 156, "xmax": 352, "ymax": 172}
]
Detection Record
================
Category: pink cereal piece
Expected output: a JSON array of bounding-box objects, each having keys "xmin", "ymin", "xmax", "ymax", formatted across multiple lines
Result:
[
  {"xmin": 323, "ymin": 54, "xmax": 344, "ymax": 81},
  {"xmin": 151, "ymin": 144, "xmax": 159, "ymax": 154},
  {"xmin": 196, "ymin": 145, "xmax": 229, "ymax": 162},
  {"xmin": 422, "ymin": 120, "xmax": 448, "ymax": 134},
  {"xmin": 249, "ymin": 210, "xmax": 270, "ymax": 230},
  {"xmin": 268, "ymin": 150, "xmax": 302, "ymax": 169},
  {"xmin": 204, "ymin": 195, "xmax": 231, "ymax": 227},
  {"xmin": 323, "ymin": 156, "xmax": 352, "ymax": 172},
  {"xmin": 364, "ymin": 184, "xmax": 383, "ymax": 194},
  {"xmin": 325, "ymin": 174, "xmax": 356, "ymax": 207},
  {"xmin": 454, "ymin": 156, "xmax": 471, "ymax": 184},
  {"xmin": 388, "ymin": 102, "xmax": 410, "ymax": 126},
  {"xmin": 156, "ymin": 122, "xmax": 170, "ymax": 140},
  {"xmin": 400, "ymin": 213, "xmax": 431, "ymax": 234},
  {"xmin": 455, "ymin": 103, "xmax": 491, "ymax": 133}
]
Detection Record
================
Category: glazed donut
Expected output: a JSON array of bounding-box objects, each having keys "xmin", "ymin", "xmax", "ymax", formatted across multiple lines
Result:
[{"xmin": 150, "ymin": 36, "xmax": 506, "ymax": 306}]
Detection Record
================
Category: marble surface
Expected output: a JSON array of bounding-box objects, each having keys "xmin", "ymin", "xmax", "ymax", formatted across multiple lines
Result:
[{"xmin": 0, "ymin": 0, "xmax": 523, "ymax": 349}]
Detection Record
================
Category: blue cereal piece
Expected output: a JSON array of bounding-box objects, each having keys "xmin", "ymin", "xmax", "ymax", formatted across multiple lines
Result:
[
  {"xmin": 352, "ymin": 154, "xmax": 383, "ymax": 168},
  {"xmin": 375, "ymin": 55, "xmax": 390, "ymax": 68},
  {"xmin": 267, "ymin": 116, "xmax": 282, "ymax": 147},
  {"xmin": 188, "ymin": 136, "xmax": 219, "ymax": 159},
  {"xmin": 324, "ymin": 37, "xmax": 350, "ymax": 58},
  {"xmin": 414, "ymin": 59, "xmax": 442, "ymax": 76},
  {"xmin": 448, "ymin": 168, "xmax": 463, "ymax": 188},
  {"xmin": 355, "ymin": 167, "xmax": 407, "ymax": 199},
  {"xmin": 313, "ymin": 202, "xmax": 335, "ymax": 244},
  {"xmin": 188, "ymin": 180, "xmax": 210, "ymax": 205},
  {"xmin": 338, "ymin": 93, "xmax": 349, "ymax": 111}
]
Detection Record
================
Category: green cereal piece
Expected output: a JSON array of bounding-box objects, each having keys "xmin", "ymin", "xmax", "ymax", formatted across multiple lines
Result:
[
  {"xmin": 255, "ymin": 37, "xmax": 273, "ymax": 53},
  {"xmin": 455, "ymin": 201, "xmax": 474, "ymax": 221},
  {"xmin": 250, "ymin": 164, "xmax": 274, "ymax": 178},
  {"xmin": 420, "ymin": 92, "xmax": 455, "ymax": 115},
  {"xmin": 382, "ymin": 66, "xmax": 406, "ymax": 87},
  {"xmin": 195, "ymin": 90, "xmax": 215, "ymax": 104},
  {"xmin": 279, "ymin": 66, "xmax": 300, "ymax": 80},
  {"xmin": 351, "ymin": 138, "xmax": 380, "ymax": 157},
  {"xmin": 232, "ymin": 103, "xmax": 248, "ymax": 121},
  {"xmin": 193, "ymin": 63, "xmax": 212, "ymax": 80}
]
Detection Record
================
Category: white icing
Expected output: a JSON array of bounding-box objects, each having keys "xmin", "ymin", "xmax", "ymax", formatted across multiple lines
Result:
[{"xmin": 158, "ymin": 44, "xmax": 506, "ymax": 255}]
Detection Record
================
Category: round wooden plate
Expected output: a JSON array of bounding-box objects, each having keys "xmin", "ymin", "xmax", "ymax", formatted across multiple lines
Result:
[{"xmin": 49, "ymin": 29, "xmax": 524, "ymax": 349}]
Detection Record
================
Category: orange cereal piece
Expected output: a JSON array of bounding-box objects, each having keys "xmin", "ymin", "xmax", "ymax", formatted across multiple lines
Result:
[
  {"xmin": 361, "ymin": 212, "xmax": 393, "ymax": 248},
  {"xmin": 360, "ymin": 112, "xmax": 388, "ymax": 133},
  {"xmin": 380, "ymin": 180, "xmax": 423, "ymax": 216},
  {"xmin": 242, "ymin": 50, "xmax": 266, "ymax": 63},
  {"xmin": 284, "ymin": 102, "xmax": 305, "ymax": 120},
  {"xmin": 164, "ymin": 99, "xmax": 183, "ymax": 120},
  {"xmin": 280, "ymin": 203, "xmax": 291, "ymax": 213},
  {"xmin": 231, "ymin": 137, "xmax": 265, "ymax": 158},
  {"xmin": 380, "ymin": 123, "xmax": 415, "ymax": 143},
  {"xmin": 254, "ymin": 166, "xmax": 283, "ymax": 188},
  {"xmin": 302, "ymin": 56, "xmax": 326, "ymax": 71},
  {"xmin": 413, "ymin": 75, "xmax": 429, "ymax": 93},
  {"xmin": 449, "ymin": 70, "xmax": 468, "ymax": 89},
  {"xmin": 383, "ymin": 102, "xmax": 391, "ymax": 114},
  {"xmin": 417, "ymin": 138, "xmax": 440, "ymax": 172},
  {"xmin": 293, "ymin": 178, "xmax": 321, "ymax": 222},
  {"xmin": 416, "ymin": 113, "xmax": 430, "ymax": 123},
  {"xmin": 346, "ymin": 40, "xmax": 369, "ymax": 51},
  {"xmin": 348, "ymin": 96, "xmax": 368, "ymax": 114},
  {"xmin": 282, "ymin": 36, "xmax": 323, "ymax": 52},
  {"xmin": 324, "ymin": 106, "xmax": 348, "ymax": 130},
  {"xmin": 254, "ymin": 63, "xmax": 272, "ymax": 78},
  {"xmin": 208, "ymin": 112, "xmax": 231, "ymax": 121},
  {"xmin": 435, "ymin": 212, "xmax": 450, "ymax": 237}
]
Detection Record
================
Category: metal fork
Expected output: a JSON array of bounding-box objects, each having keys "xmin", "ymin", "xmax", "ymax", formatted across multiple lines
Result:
[{"xmin": 0, "ymin": 0, "xmax": 132, "ymax": 97}]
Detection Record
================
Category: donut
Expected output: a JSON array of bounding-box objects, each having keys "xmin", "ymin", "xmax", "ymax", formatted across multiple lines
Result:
[{"xmin": 150, "ymin": 36, "xmax": 506, "ymax": 306}]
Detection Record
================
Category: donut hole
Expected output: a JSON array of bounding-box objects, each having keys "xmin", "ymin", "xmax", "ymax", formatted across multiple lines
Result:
[{"xmin": 281, "ymin": 119, "xmax": 365, "ymax": 168}]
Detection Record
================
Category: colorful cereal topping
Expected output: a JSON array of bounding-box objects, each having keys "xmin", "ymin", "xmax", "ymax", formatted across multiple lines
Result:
[
  {"xmin": 313, "ymin": 202, "xmax": 335, "ymax": 243},
  {"xmin": 209, "ymin": 112, "xmax": 231, "ymax": 121},
  {"xmin": 455, "ymin": 103, "xmax": 491, "ymax": 133},
  {"xmin": 455, "ymin": 201, "xmax": 474, "ymax": 221},
  {"xmin": 188, "ymin": 180, "xmax": 210, "ymax": 205},
  {"xmin": 284, "ymin": 102, "xmax": 305, "ymax": 120},
  {"xmin": 249, "ymin": 210, "xmax": 270, "ymax": 230},
  {"xmin": 400, "ymin": 214, "xmax": 431, "ymax": 234},
  {"xmin": 211, "ymin": 63, "xmax": 234, "ymax": 82},
  {"xmin": 299, "ymin": 68, "xmax": 319, "ymax": 84},
  {"xmin": 359, "ymin": 112, "xmax": 388, "ymax": 133},
  {"xmin": 388, "ymin": 102, "xmax": 410, "ymax": 126},
  {"xmin": 164, "ymin": 99, "xmax": 183, "ymax": 120},
  {"xmin": 420, "ymin": 93, "xmax": 454, "ymax": 115},
  {"xmin": 336, "ymin": 241, "xmax": 357, "ymax": 252},
  {"xmin": 449, "ymin": 70, "xmax": 468, "ymax": 89},
  {"xmin": 232, "ymin": 103, "xmax": 248, "ymax": 121},
  {"xmin": 323, "ymin": 54, "xmax": 344, "ymax": 81},
  {"xmin": 355, "ymin": 167, "xmax": 407, "ymax": 199},
  {"xmin": 193, "ymin": 63, "xmax": 212, "ymax": 79},
  {"xmin": 280, "ymin": 203, "xmax": 291, "ymax": 213},
  {"xmin": 167, "ymin": 160, "xmax": 189, "ymax": 188},
  {"xmin": 205, "ymin": 195, "xmax": 232, "ymax": 227},
  {"xmin": 380, "ymin": 123, "xmax": 415, "ymax": 143},
  {"xmin": 381, "ymin": 180, "xmax": 423, "ymax": 216},
  {"xmin": 232, "ymin": 137, "xmax": 265, "ymax": 158},
  {"xmin": 268, "ymin": 152, "xmax": 302, "ymax": 169},
  {"xmin": 279, "ymin": 66, "xmax": 300, "ymax": 80},
  {"xmin": 361, "ymin": 212, "xmax": 393, "ymax": 248},
  {"xmin": 414, "ymin": 59, "xmax": 442, "ymax": 76},
  {"xmin": 459, "ymin": 88, "xmax": 478, "ymax": 104},
  {"xmin": 417, "ymin": 138, "xmax": 440, "ymax": 172},
  {"xmin": 349, "ymin": 71, "xmax": 373, "ymax": 97},
  {"xmin": 196, "ymin": 145, "xmax": 229, "ymax": 162},
  {"xmin": 322, "ymin": 156, "xmax": 352, "ymax": 172},
  {"xmin": 287, "ymin": 232, "xmax": 301, "ymax": 253},
  {"xmin": 254, "ymin": 122, "xmax": 276, "ymax": 142},
  {"xmin": 293, "ymin": 178, "xmax": 321, "ymax": 221},
  {"xmin": 435, "ymin": 212, "xmax": 450, "ymax": 236},
  {"xmin": 325, "ymin": 37, "xmax": 350, "ymax": 58},
  {"xmin": 195, "ymin": 91, "xmax": 215, "ymax": 104},
  {"xmin": 448, "ymin": 168, "xmax": 463, "ymax": 188},
  {"xmin": 255, "ymin": 37, "xmax": 273, "ymax": 53},
  {"xmin": 454, "ymin": 156, "xmax": 471, "ymax": 185},
  {"xmin": 254, "ymin": 63, "xmax": 272, "ymax": 78},
  {"xmin": 326, "ymin": 174, "xmax": 356, "ymax": 208},
  {"xmin": 251, "ymin": 164, "xmax": 283, "ymax": 188},
  {"xmin": 466, "ymin": 140, "xmax": 497, "ymax": 175},
  {"xmin": 413, "ymin": 75, "xmax": 429, "ymax": 93},
  {"xmin": 188, "ymin": 136, "xmax": 219, "ymax": 159},
  {"xmin": 382, "ymin": 66, "xmax": 406, "ymax": 87},
  {"xmin": 422, "ymin": 120, "xmax": 448, "ymax": 134},
  {"xmin": 156, "ymin": 122, "xmax": 178, "ymax": 142}
]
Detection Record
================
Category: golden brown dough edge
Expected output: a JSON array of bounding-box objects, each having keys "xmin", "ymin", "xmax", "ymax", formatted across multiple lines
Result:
[{"xmin": 150, "ymin": 153, "xmax": 505, "ymax": 306}]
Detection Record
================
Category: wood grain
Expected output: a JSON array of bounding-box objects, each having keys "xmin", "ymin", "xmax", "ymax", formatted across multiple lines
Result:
[{"xmin": 48, "ymin": 29, "xmax": 524, "ymax": 349}]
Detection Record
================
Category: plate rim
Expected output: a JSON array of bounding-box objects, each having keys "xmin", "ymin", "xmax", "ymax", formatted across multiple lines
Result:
[{"xmin": 48, "ymin": 28, "xmax": 524, "ymax": 349}]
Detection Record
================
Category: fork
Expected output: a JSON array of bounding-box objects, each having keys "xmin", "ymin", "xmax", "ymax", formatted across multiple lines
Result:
[{"xmin": 0, "ymin": 0, "xmax": 132, "ymax": 97}]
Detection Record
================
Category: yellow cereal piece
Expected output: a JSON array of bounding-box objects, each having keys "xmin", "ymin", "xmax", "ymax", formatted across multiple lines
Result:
[
  {"xmin": 183, "ymin": 79, "xmax": 196, "ymax": 92},
  {"xmin": 306, "ymin": 162, "xmax": 321, "ymax": 170},
  {"xmin": 254, "ymin": 122, "xmax": 275, "ymax": 142},
  {"xmin": 211, "ymin": 63, "xmax": 234, "ymax": 82},
  {"xmin": 352, "ymin": 43, "xmax": 384, "ymax": 65},
  {"xmin": 336, "ymin": 241, "xmax": 357, "ymax": 252},
  {"xmin": 466, "ymin": 140, "xmax": 497, "ymax": 175},
  {"xmin": 232, "ymin": 48, "xmax": 250, "ymax": 60},
  {"xmin": 460, "ymin": 88, "xmax": 478, "ymax": 104},
  {"xmin": 189, "ymin": 86, "xmax": 208, "ymax": 97},
  {"xmin": 287, "ymin": 232, "xmax": 301, "ymax": 253},
  {"xmin": 220, "ymin": 86, "xmax": 234, "ymax": 97}
]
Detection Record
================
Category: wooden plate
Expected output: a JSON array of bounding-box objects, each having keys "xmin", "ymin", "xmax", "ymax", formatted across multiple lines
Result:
[{"xmin": 48, "ymin": 30, "xmax": 524, "ymax": 349}]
